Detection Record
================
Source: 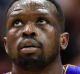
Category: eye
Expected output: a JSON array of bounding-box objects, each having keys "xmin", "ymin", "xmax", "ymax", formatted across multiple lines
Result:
[
  {"xmin": 13, "ymin": 19, "xmax": 23, "ymax": 27},
  {"xmin": 36, "ymin": 18, "xmax": 49, "ymax": 25}
]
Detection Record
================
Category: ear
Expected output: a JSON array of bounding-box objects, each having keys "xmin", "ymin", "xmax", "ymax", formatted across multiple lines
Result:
[
  {"xmin": 60, "ymin": 32, "xmax": 69, "ymax": 50},
  {"xmin": 3, "ymin": 37, "xmax": 8, "ymax": 54}
]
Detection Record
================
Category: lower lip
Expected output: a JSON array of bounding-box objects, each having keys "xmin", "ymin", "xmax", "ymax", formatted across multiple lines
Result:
[{"xmin": 20, "ymin": 47, "xmax": 39, "ymax": 54}]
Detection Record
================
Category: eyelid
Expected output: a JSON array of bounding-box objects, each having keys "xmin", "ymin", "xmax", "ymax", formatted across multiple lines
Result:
[
  {"xmin": 36, "ymin": 17, "xmax": 50, "ymax": 24},
  {"xmin": 10, "ymin": 18, "xmax": 23, "ymax": 28}
]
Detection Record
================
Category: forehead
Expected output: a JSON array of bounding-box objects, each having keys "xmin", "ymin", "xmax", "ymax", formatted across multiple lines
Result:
[
  {"xmin": 20, "ymin": 0, "xmax": 46, "ymax": 4},
  {"xmin": 8, "ymin": 0, "xmax": 57, "ymax": 16}
]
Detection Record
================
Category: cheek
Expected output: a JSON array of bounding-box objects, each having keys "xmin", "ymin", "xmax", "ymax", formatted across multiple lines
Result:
[
  {"xmin": 40, "ymin": 26, "xmax": 59, "ymax": 56},
  {"xmin": 44, "ymin": 32, "xmax": 57, "ymax": 55},
  {"xmin": 39, "ymin": 25, "xmax": 56, "ymax": 43},
  {"xmin": 6, "ymin": 29, "xmax": 22, "ymax": 55},
  {"xmin": 7, "ymin": 29, "xmax": 19, "ymax": 45},
  {"xmin": 7, "ymin": 28, "xmax": 22, "ymax": 38},
  {"xmin": 44, "ymin": 25, "xmax": 57, "ymax": 47}
]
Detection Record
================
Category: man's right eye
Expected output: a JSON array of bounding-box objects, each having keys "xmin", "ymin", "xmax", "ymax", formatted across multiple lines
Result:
[{"xmin": 13, "ymin": 20, "xmax": 23, "ymax": 27}]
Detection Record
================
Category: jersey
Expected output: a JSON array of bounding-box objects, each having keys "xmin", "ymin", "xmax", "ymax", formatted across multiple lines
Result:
[{"xmin": 64, "ymin": 64, "xmax": 80, "ymax": 74}]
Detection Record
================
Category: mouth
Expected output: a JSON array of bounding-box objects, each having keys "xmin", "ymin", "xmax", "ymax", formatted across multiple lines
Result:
[
  {"xmin": 19, "ymin": 43, "xmax": 41, "ymax": 54},
  {"xmin": 23, "ymin": 45, "xmax": 38, "ymax": 48},
  {"xmin": 18, "ymin": 39, "xmax": 42, "ymax": 54}
]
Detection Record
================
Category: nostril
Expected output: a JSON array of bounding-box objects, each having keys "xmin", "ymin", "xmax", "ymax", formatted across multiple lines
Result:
[
  {"xmin": 22, "ymin": 32, "xmax": 36, "ymax": 38},
  {"xmin": 22, "ymin": 33, "xmax": 28, "ymax": 37},
  {"xmin": 31, "ymin": 32, "xmax": 36, "ymax": 36}
]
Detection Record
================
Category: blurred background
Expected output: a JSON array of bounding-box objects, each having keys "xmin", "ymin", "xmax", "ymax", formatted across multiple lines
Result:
[
  {"xmin": 0, "ymin": 0, "xmax": 80, "ymax": 73},
  {"xmin": 0, "ymin": 0, "xmax": 12, "ymax": 73}
]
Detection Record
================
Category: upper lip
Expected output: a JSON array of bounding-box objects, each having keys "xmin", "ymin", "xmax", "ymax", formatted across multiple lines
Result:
[{"xmin": 18, "ymin": 39, "xmax": 42, "ymax": 50}]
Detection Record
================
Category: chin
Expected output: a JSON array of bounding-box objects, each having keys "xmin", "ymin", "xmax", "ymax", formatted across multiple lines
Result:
[{"xmin": 12, "ymin": 52, "xmax": 58, "ymax": 70}]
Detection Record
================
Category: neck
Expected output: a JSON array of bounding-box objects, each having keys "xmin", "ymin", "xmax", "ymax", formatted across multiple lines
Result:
[{"xmin": 12, "ymin": 56, "xmax": 63, "ymax": 74}]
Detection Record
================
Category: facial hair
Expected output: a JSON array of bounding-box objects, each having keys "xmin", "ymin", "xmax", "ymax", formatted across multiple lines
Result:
[{"xmin": 12, "ymin": 48, "xmax": 59, "ymax": 70}]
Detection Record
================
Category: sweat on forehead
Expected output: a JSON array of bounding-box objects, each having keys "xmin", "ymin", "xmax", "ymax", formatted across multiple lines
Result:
[
  {"xmin": 7, "ymin": 0, "xmax": 57, "ymax": 15},
  {"xmin": 10, "ymin": 0, "xmax": 56, "ymax": 6}
]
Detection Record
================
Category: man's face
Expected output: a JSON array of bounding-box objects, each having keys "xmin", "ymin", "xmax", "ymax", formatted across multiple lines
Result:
[{"xmin": 5, "ymin": 0, "xmax": 62, "ymax": 69}]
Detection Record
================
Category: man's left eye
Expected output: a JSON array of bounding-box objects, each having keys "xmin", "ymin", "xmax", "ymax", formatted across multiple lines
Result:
[
  {"xmin": 38, "ymin": 20, "xmax": 47, "ymax": 24},
  {"xmin": 36, "ymin": 18, "xmax": 48, "ymax": 25}
]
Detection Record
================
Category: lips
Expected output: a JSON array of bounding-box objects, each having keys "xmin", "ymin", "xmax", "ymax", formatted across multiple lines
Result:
[{"xmin": 18, "ymin": 39, "xmax": 42, "ymax": 54}]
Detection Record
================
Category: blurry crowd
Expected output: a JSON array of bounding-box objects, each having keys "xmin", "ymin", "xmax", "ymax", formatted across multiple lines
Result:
[{"xmin": 0, "ymin": 0, "xmax": 80, "ymax": 73}]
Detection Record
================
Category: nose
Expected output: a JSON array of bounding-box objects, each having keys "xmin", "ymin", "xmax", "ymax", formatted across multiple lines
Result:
[{"xmin": 22, "ymin": 23, "xmax": 36, "ymax": 38}]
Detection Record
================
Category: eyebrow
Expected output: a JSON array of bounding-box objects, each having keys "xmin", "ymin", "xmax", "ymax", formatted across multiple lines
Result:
[
  {"xmin": 9, "ymin": 10, "xmax": 50, "ymax": 19},
  {"xmin": 8, "ymin": 9, "xmax": 23, "ymax": 17},
  {"xmin": 9, "ymin": 5, "xmax": 49, "ymax": 15}
]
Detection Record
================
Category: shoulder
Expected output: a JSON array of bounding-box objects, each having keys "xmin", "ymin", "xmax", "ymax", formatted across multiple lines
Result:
[{"xmin": 64, "ymin": 64, "xmax": 80, "ymax": 74}]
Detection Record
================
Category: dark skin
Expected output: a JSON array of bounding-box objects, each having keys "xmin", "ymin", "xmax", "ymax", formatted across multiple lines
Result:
[{"xmin": 4, "ymin": 0, "xmax": 69, "ymax": 74}]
